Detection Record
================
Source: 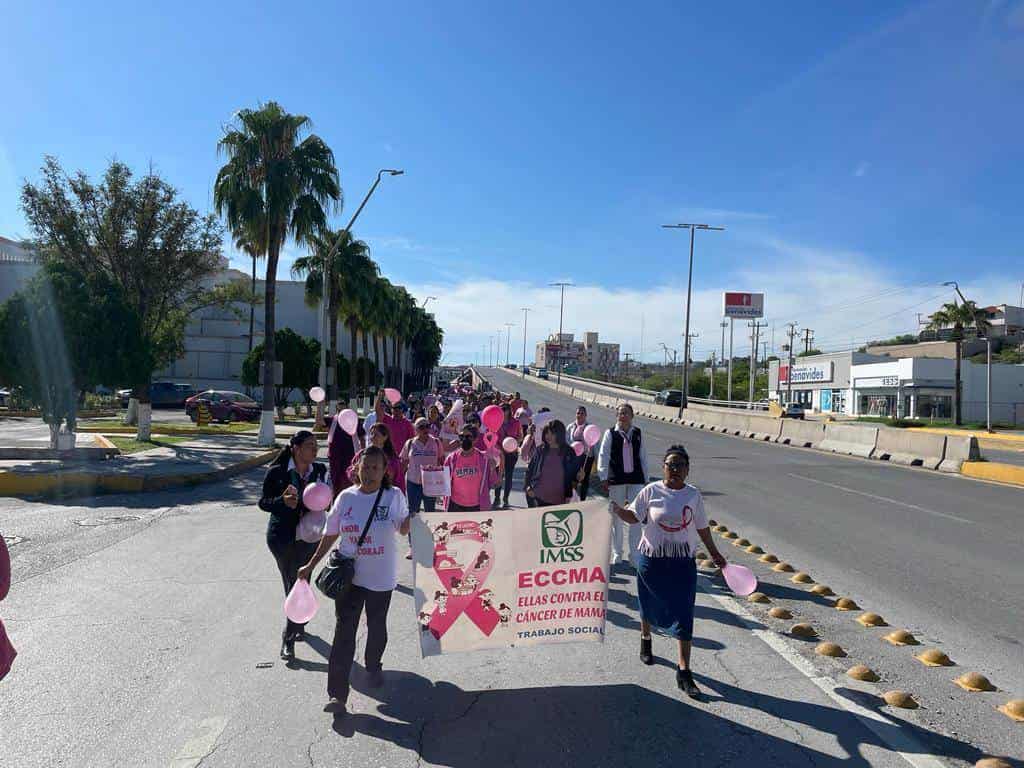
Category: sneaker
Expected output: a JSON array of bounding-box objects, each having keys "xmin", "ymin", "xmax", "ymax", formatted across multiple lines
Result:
[
  {"xmin": 676, "ymin": 667, "xmax": 701, "ymax": 699},
  {"xmin": 405, "ymin": 549, "xmax": 413, "ymax": 560},
  {"xmin": 280, "ymin": 639, "xmax": 295, "ymax": 661},
  {"xmin": 323, "ymin": 697, "xmax": 346, "ymax": 714},
  {"xmin": 640, "ymin": 636, "xmax": 654, "ymax": 665},
  {"xmin": 366, "ymin": 667, "xmax": 384, "ymax": 688}
]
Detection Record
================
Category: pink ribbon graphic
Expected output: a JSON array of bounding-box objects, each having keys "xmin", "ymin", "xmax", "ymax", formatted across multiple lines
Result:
[{"xmin": 428, "ymin": 520, "xmax": 500, "ymax": 639}]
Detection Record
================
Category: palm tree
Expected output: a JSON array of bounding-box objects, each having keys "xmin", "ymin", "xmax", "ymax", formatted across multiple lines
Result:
[
  {"xmin": 214, "ymin": 101, "xmax": 340, "ymax": 445},
  {"xmin": 410, "ymin": 312, "xmax": 443, "ymax": 389},
  {"xmin": 391, "ymin": 285, "xmax": 418, "ymax": 391},
  {"xmin": 233, "ymin": 221, "xmax": 266, "ymax": 353},
  {"xmin": 927, "ymin": 300, "xmax": 990, "ymax": 425}
]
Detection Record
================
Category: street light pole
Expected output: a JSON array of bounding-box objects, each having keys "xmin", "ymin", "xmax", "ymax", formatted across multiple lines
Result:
[
  {"xmin": 520, "ymin": 308, "xmax": 531, "ymax": 377},
  {"xmin": 944, "ymin": 281, "xmax": 992, "ymax": 432},
  {"xmin": 421, "ymin": 296, "xmax": 437, "ymax": 309},
  {"xmin": 550, "ymin": 282, "xmax": 573, "ymax": 386},
  {"xmin": 317, "ymin": 169, "xmax": 403, "ymax": 425},
  {"xmin": 662, "ymin": 222, "xmax": 725, "ymax": 416},
  {"xmin": 504, "ymin": 322, "xmax": 515, "ymax": 366}
]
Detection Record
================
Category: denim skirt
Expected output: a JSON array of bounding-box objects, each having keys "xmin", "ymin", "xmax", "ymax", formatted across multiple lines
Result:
[{"xmin": 635, "ymin": 553, "xmax": 698, "ymax": 640}]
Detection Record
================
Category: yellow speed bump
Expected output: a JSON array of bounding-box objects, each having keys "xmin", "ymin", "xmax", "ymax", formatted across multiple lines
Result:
[
  {"xmin": 790, "ymin": 623, "xmax": 817, "ymax": 638},
  {"xmin": 856, "ymin": 612, "xmax": 888, "ymax": 627},
  {"xmin": 733, "ymin": 538, "xmax": 750, "ymax": 547},
  {"xmin": 745, "ymin": 544, "xmax": 764, "ymax": 554},
  {"xmin": 975, "ymin": 759, "xmax": 1013, "ymax": 768},
  {"xmin": 954, "ymin": 672, "xmax": 997, "ymax": 692},
  {"xmin": 834, "ymin": 597, "xmax": 860, "ymax": 611},
  {"xmin": 996, "ymin": 700, "xmax": 1024, "ymax": 722},
  {"xmin": 815, "ymin": 642, "xmax": 847, "ymax": 658},
  {"xmin": 847, "ymin": 665, "xmax": 880, "ymax": 682},
  {"xmin": 708, "ymin": 519, "xmax": 718, "ymax": 527},
  {"xmin": 810, "ymin": 585, "xmax": 835, "ymax": 596},
  {"xmin": 915, "ymin": 649, "xmax": 954, "ymax": 667},
  {"xmin": 747, "ymin": 592, "xmax": 770, "ymax": 604},
  {"xmin": 883, "ymin": 629, "xmax": 920, "ymax": 646},
  {"xmin": 768, "ymin": 607, "xmax": 792, "ymax": 620},
  {"xmin": 790, "ymin": 572, "xmax": 814, "ymax": 584},
  {"xmin": 759, "ymin": 553, "xmax": 779, "ymax": 563},
  {"xmin": 722, "ymin": 531, "xmax": 738, "ymax": 540},
  {"xmin": 772, "ymin": 562, "xmax": 795, "ymax": 573},
  {"xmin": 883, "ymin": 691, "xmax": 919, "ymax": 709},
  {"xmin": 713, "ymin": 524, "xmax": 729, "ymax": 533}
]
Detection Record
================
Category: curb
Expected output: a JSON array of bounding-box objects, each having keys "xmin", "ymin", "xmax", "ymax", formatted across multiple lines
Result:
[
  {"xmin": 0, "ymin": 448, "xmax": 279, "ymax": 500},
  {"xmin": 76, "ymin": 425, "xmax": 258, "ymax": 437},
  {"xmin": 960, "ymin": 460, "xmax": 1024, "ymax": 488}
]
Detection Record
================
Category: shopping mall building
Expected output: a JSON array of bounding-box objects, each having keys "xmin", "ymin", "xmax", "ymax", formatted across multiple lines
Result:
[{"xmin": 768, "ymin": 350, "xmax": 1024, "ymax": 424}]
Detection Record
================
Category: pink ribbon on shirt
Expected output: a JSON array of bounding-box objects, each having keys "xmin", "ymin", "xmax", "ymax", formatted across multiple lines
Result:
[{"xmin": 427, "ymin": 520, "xmax": 500, "ymax": 639}]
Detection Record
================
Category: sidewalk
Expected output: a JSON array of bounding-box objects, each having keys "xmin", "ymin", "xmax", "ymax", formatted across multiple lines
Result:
[{"xmin": 0, "ymin": 433, "xmax": 278, "ymax": 498}]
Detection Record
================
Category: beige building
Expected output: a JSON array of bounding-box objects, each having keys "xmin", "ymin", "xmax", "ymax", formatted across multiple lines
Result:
[{"xmin": 534, "ymin": 331, "xmax": 620, "ymax": 372}]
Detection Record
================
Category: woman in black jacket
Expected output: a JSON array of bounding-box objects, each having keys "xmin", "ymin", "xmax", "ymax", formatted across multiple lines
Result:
[
  {"xmin": 259, "ymin": 430, "xmax": 328, "ymax": 660},
  {"xmin": 523, "ymin": 419, "xmax": 584, "ymax": 507}
]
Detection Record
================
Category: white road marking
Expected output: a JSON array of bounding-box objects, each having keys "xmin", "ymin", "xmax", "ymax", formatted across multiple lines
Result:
[
  {"xmin": 703, "ymin": 585, "xmax": 947, "ymax": 768},
  {"xmin": 169, "ymin": 716, "xmax": 229, "ymax": 768},
  {"xmin": 786, "ymin": 474, "xmax": 972, "ymax": 524}
]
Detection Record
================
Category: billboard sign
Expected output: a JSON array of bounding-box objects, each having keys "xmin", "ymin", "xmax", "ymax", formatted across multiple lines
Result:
[
  {"xmin": 779, "ymin": 361, "xmax": 833, "ymax": 384},
  {"xmin": 723, "ymin": 292, "xmax": 764, "ymax": 318}
]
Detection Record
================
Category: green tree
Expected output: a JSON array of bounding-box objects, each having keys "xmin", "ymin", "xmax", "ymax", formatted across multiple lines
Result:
[
  {"xmin": 409, "ymin": 311, "xmax": 444, "ymax": 390},
  {"xmin": 291, "ymin": 230, "xmax": 375, "ymax": 405},
  {"xmin": 20, "ymin": 156, "xmax": 235, "ymax": 441},
  {"xmin": 214, "ymin": 101, "xmax": 341, "ymax": 445},
  {"xmin": 240, "ymin": 328, "xmax": 321, "ymax": 412},
  {"xmin": 797, "ymin": 348, "xmax": 822, "ymax": 357},
  {"xmin": 927, "ymin": 301, "xmax": 990, "ymax": 425},
  {"xmin": 0, "ymin": 261, "xmax": 146, "ymax": 448}
]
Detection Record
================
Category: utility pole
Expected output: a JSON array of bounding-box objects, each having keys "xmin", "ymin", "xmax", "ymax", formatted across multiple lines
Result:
[
  {"xmin": 709, "ymin": 352, "xmax": 716, "ymax": 399},
  {"xmin": 684, "ymin": 332, "xmax": 699, "ymax": 400},
  {"xmin": 785, "ymin": 323, "xmax": 799, "ymax": 405},
  {"xmin": 802, "ymin": 328, "xmax": 815, "ymax": 355},
  {"xmin": 662, "ymin": 222, "xmax": 725, "ymax": 415},
  {"xmin": 749, "ymin": 320, "xmax": 768, "ymax": 405},
  {"xmin": 727, "ymin": 318, "xmax": 735, "ymax": 403},
  {"xmin": 520, "ymin": 307, "xmax": 531, "ymax": 377},
  {"xmin": 761, "ymin": 341, "xmax": 769, "ymax": 374},
  {"xmin": 504, "ymin": 322, "xmax": 515, "ymax": 366},
  {"xmin": 550, "ymin": 281, "xmax": 573, "ymax": 386}
]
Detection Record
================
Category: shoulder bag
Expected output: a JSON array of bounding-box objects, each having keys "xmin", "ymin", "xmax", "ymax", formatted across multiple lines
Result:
[{"xmin": 315, "ymin": 485, "xmax": 386, "ymax": 600}]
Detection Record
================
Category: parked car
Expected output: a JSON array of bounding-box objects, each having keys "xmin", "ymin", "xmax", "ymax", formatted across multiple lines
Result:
[
  {"xmin": 0, "ymin": 388, "xmax": 9, "ymax": 408},
  {"xmin": 655, "ymin": 389, "xmax": 683, "ymax": 407},
  {"xmin": 185, "ymin": 390, "xmax": 260, "ymax": 423},
  {"xmin": 782, "ymin": 403, "xmax": 806, "ymax": 420},
  {"xmin": 116, "ymin": 388, "xmax": 134, "ymax": 407},
  {"xmin": 536, "ymin": 368, "xmax": 549, "ymax": 379}
]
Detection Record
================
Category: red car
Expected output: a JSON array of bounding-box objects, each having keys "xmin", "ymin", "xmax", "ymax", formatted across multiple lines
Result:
[{"xmin": 185, "ymin": 390, "xmax": 260, "ymax": 423}]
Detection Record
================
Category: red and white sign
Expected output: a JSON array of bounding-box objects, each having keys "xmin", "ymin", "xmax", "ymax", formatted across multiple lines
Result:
[{"xmin": 723, "ymin": 292, "xmax": 764, "ymax": 318}]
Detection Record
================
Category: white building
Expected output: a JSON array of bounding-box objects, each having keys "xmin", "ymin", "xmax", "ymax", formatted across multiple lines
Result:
[
  {"xmin": 769, "ymin": 351, "xmax": 887, "ymax": 414},
  {"xmin": 535, "ymin": 331, "xmax": 620, "ymax": 372}
]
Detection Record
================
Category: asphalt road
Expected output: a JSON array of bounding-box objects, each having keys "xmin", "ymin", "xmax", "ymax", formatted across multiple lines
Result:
[
  {"xmin": 4, "ymin": 467, "xmax": 1015, "ymax": 767},
  {"xmin": 484, "ymin": 367, "xmax": 1024, "ymax": 702}
]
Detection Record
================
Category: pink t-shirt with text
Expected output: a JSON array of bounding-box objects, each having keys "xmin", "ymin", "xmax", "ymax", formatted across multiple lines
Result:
[{"xmin": 449, "ymin": 451, "xmax": 484, "ymax": 507}]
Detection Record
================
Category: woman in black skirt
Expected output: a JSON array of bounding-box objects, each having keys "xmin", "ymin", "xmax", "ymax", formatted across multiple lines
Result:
[
  {"xmin": 610, "ymin": 444, "xmax": 727, "ymax": 698},
  {"xmin": 259, "ymin": 430, "xmax": 328, "ymax": 660}
]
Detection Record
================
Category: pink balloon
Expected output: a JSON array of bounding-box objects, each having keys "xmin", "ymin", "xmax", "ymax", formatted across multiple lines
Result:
[
  {"xmin": 481, "ymin": 405, "xmax": 504, "ymax": 432},
  {"xmin": 483, "ymin": 431, "xmax": 498, "ymax": 447},
  {"xmin": 501, "ymin": 436, "xmax": 518, "ymax": 453},
  {"xmin": 302, "ymin": 481, "xmax": 332, "ymax": 512},
  {"xmin": 571, "ymin": 440, "xmax": 585, "ymax": 457},
  {"xmin": 284, "ymin": 578, "xmax": 319, "ymax": 624},
  {"xmin": 722, "ymin": 563, "xmax": 758, "ymax": 597},
  {"xmin": 336, "ymin": 409, "xmax": 359, "ymax": 435},
  {"xmin": 384, "ymin": 387, "xmax": 402, "ymax": 405},
  {"xmin": 583, "ymin": 423, "xmax": 602, "ymax": 448}
]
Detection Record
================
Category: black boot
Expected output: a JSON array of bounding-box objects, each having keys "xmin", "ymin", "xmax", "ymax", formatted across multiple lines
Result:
[
  {"xmin": 640, "ymin": 635, "xmax": 653, "ymax": 665},
  {"xmin": 280, "ymin": 636, "xmax": 295, "ymax": 661},
  {"xmin": 676, "ymin": 667, "xmax": 701, "ymax": 699}
]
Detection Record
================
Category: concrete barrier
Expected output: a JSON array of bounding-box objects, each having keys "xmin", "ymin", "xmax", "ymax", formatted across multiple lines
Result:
[
  {"xmin": 747, "ymin": 413, "xmax": 783, "ymax": 441},
  {"xmin": 939, "ymin": 435, "xmax": 981, "ymax": 473},
  {"xmin": 719, "ymin": 413, "xmax": 749, "ymax": 436},
  {"xmin": 776, "ymin": 419, "xmax": 825, "ymax": 447},
  {"xmin": 874, "ymin": 429, "xmax": 947, "ymax": 469},
  {"xmin": 818, "ymin": 423, "xmax": 878, "ymax": 458}
]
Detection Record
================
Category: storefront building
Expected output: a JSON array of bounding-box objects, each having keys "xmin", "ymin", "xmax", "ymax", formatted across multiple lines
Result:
[{"xmin": 769, "ymin": 351, "xmax": 886, "ymax": 415}]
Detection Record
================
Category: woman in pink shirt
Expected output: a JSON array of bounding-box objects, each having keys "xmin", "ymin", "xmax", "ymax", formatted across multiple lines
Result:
[
  {"xmin": 348, "ymin": 423, "xmax": 405, "ymax": 494},
  {"xmin": 443, "ymin": 426, "xmax": 498, "ymax": 511},
  {"xmin": 400, "ymin": 417, "xmax": 444, "ymax": 514}
]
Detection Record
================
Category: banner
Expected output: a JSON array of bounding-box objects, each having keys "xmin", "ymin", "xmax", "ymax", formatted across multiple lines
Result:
[{"xmin": 411, "ymin": 500, "xmax": 611, "ymax": 657}]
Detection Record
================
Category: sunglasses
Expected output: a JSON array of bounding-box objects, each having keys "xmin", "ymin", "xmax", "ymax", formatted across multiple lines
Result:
[{"xmin": 416, "ymin": 423, "xmax": 429, "ymax": 430}]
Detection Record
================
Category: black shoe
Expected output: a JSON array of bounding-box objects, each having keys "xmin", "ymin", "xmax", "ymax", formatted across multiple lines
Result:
[
  {"xmin": 366, "ymin": 667, "xmax": 384, "ymax": 688},
  {"xmin": 640, "ymin": 636, "xmax": 654, "ymax": 665},
  {"xmin": 280, "ymin": 639, "xmax": 295, "ymax": 661},
  {"xmin": 293, "ymin": 629, "xmax": 306, "ymax": 643},
  {"xmin": 677, "ymin": 667, "xmax": 701, "ymax": 699},
  {"xmin": 324, "ymin": 697, "xmax": 346, "ymax": 714}
]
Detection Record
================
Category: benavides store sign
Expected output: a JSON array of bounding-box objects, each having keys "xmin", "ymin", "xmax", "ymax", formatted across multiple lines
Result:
[{"xmin": 779, "ymin": 361, "xmax": 833, "ymax": 384}]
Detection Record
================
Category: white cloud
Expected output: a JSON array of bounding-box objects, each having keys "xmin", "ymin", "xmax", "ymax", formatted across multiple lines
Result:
[
  {"xmin": 407, "ymin": 237, "xmax": 1011, "ymax": 365},
  {"xmin": 677, "ymin": 207, "xmax": 775, "ymax": 222}
]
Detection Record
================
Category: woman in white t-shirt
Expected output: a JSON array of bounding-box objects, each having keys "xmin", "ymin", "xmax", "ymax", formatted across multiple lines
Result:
[
  {"xmin": 298, "ymin": 445, "xmax": 410, "ymax": 715},
  {"xmin": 610, "ymin": 444, "xmax": 727, "ymax": 700}
]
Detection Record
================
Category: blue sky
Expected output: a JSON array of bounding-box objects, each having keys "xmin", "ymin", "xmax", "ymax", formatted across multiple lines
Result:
[{"xmin": 2, "ymin": 0, "xmax": 1022, "ymax": 364}]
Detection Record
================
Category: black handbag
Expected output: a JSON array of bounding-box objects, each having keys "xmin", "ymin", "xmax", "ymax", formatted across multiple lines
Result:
[{"xmin": 315, "ymin": 486, "xmax": 385, "ymax": 599}]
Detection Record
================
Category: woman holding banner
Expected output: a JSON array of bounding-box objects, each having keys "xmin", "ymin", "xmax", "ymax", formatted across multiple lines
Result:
[
  {"xmin": 298, "ymin": 446, "xmax": 410, "ymax": 715},
  {"xmin": 610, "ymin": 444, "xmax": 727, "ymax": 699}
]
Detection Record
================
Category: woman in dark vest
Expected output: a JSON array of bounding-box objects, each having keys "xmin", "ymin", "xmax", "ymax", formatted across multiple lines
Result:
[
  {"xmin": 596, "ymin": 403, "xmax": 649, "ymax": 567},
  {"xmin": 259, "ymin": 430, "xmax": 328, "ymax": 660}
]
